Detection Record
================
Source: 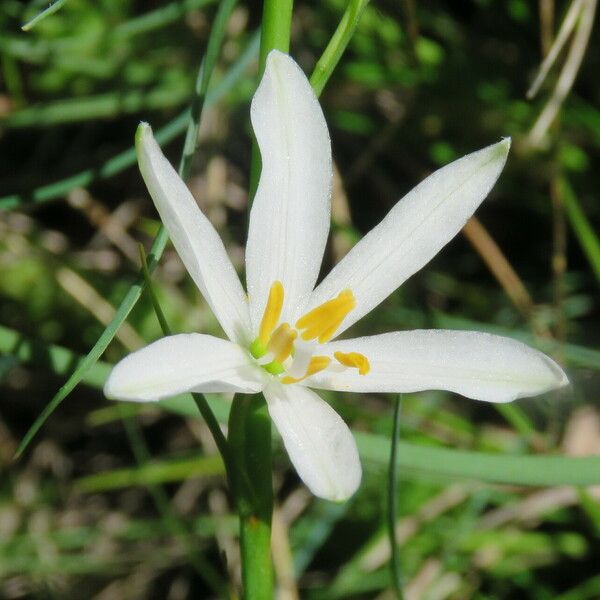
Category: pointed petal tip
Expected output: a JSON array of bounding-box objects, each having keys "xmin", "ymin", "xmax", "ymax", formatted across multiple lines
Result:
[
  {"xmin": 545, "ymin": 355, "xmax": 570, "ymax": 390},
  {"xmin": 263, "ymin": 49, "xmax": 299, "ymax": 82},
  {"xmin": 489, "ymin": 137, "xmax": 510, "ymax": 161},
  {"xmin": 265, "ymin": 48, "xmax": 289, "ymax": 66},
  {"xmin": 135, "ymin": 121, "xmax": 151, "ymax": 142}
]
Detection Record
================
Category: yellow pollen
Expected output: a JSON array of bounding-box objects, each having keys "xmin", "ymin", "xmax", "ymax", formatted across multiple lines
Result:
[
  {"xmin": 267, "ymin": 323, "xmax": 297, "ymax": 363},
  {"xmin": 259, "ymin": 281, "xmax": 284, "ymax": 345},
  {"xmin": 281, "ymin": 356, "xmax": 331, "ymax": 384},
  {"xmin": 334, "ymin": 351, "xmax": 370, "ymax": 375},
  {"xmin": 296, "ymin": 289, "xmax": 356, "ymax": 343}
]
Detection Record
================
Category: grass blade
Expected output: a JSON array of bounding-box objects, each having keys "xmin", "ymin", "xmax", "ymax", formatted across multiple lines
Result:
[
  {"xmin": 560, "ymin": 176, "xmax": 600, "ymax": 284},
  {"xmin": 358, "ymin": 432, "xmax": 600, "ymax": 487},
  {"xmin": 21, "ymin": 0, "xmax": 68, "ymax": 31},
  {"xmin": 76, "ymin": 454, "xmax": 224, "ymax": 492}
]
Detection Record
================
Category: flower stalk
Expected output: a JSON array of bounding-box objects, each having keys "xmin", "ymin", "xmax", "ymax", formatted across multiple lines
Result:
[
  {"xmin": 229, "ymin": 395, "xmax": 274, "ymax": 599},
  {"xmin": 235, "ymin": 0, "xmax": 293, "ymax": 596}
]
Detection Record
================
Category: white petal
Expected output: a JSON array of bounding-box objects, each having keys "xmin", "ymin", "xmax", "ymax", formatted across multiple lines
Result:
[
  {"xmin": 246, "ymin": 51, "xmax": 332, "ymax": 330},
  {"xmin": 264, "ymin": 383, "xmax": 361, "ymax": 501},
  {"xmin": 136, "ymin": 123, "xmax": 251, "ymax": 344},
  {"xmin": 305, "ymin": 140, "xmax": 511, "ymax": 338},
  {"xmin": 104, "ymin": 334, "xmax": 265, "ymax": 402},
  {"xmin": 310, "ymin": 330, "xmax": 568, "ymax": 403}
]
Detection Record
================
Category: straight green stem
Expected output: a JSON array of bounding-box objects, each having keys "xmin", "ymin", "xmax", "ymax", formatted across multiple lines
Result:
[
  {"xmin": 229, "ymin": 395, "xmax": 273, "ymax": 599},
  {"xmin": 237, "ymin": 2, "xmax": 293, "ymax": 595},
  {"xmin": 258, "ymin": 0, "xmax": 293, "ymax": 71}
]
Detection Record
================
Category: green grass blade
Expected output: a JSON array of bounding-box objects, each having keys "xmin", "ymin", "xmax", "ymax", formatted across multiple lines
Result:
[
  {"xmin": 15, "ymin": 13, "xmax": 254, "ymax": 459},
  {"xmin": 3, "ymin": 85, "xmax": 192, "ymax": 128},
  {"xmin": 560, "ymin": 176, "xmax": 600, "ymax": 284},
  {"xmin": 21, "ymin": 0, "xmax": 68, "ymax": 31},
  {"xmin": 357, "ymin": 432, "xmax": 600, "ymax": 486},
  {"xmin": 76, "ymin": 454, "xmax": 225, "ymax": 492},
  {"xmin": 112, "ymin": 0, "xmax": 217, "ymax": 40},
  {"xmin": 181, "ymin": 0, "xmax": 239, "ymax": 177}
]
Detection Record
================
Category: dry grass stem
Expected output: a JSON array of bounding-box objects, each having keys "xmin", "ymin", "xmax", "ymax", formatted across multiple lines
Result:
[
  {"xmin": 526, "ymin": 0, "xmax": 597, "ymax": 147},
  {"xmin": 56, "ymin": 267, "xmax": 144, "ymax": 350},
  {"xmin": 527, "ymin": 0, "xmax": 584, "ymax": 99}
]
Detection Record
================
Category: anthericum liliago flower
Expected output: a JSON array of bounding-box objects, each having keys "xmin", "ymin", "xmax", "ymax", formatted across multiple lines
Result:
[{"xmin": 105, "ymin": 51, "xmax": 568, "ymax": 501}]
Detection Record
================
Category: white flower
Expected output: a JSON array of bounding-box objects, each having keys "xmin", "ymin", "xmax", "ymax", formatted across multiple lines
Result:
[{"xmin": 104, "ymin": 51, "xmax": 568, "ymax": 502}]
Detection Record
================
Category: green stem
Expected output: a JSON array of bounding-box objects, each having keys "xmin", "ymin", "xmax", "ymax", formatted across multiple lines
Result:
[
  {"xmin": 229, "ymin": 395, "xmax": 274, "ymax": 599},
  {"xmin": 309, "ymin": 0, "xmax": 370, "ymax": 96},
  {"xmin": 236, "ymin": 3, "xmax": 293, "ymax": 596},
  {"xmin": 258, "ymin": 0, "xmax": 293, "ymax": 71}
]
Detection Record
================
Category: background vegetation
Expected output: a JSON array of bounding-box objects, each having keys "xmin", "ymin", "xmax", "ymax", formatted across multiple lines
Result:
[{"xmin": 1, "ymin": 0, "xmax": 599, "ymax": 598}]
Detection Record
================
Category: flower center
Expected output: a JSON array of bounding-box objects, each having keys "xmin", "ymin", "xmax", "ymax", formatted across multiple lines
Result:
[{"xmin": 250, "ymin": 281, "xmax": 370, "ymax": 383}]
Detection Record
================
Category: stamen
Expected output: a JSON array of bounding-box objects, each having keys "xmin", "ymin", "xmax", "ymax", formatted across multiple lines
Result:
[
  {"xmin": 334, "ymin": 351, "xmax": 370, "ymax": 375},
  {"xmin": 296, "ymin": 289, "xmax": 356, "ymax": 343},
  {"xmin": 259, "ymin": 281, "xmax": 284, "ymax": 345},
  {"xmin": 281, "ymin": 356, "xmax": 331, "ymax": 384},
  {"xmin": 267, "ymin": 323, "xmax": 297, "ymax": 363}
]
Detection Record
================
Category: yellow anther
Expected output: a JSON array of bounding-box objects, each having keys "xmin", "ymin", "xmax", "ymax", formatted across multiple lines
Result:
[
  {"xmin": 281, "ymin": 356, "xmax": 331, "ymax": 384},
  {"xmin": 296, "ymin": 289, "xmax": 356, "ymax": 343},
  {"xmin": 259, "ymin": 281, "xmax": 284, "ymax": 345},
  {"xmin": 334, "ymin": 351, "xmax": 370, "ymax": 375},
  {"xmin": 267, "ymin": 323, "xmax": 297, "ymax": 363}
]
